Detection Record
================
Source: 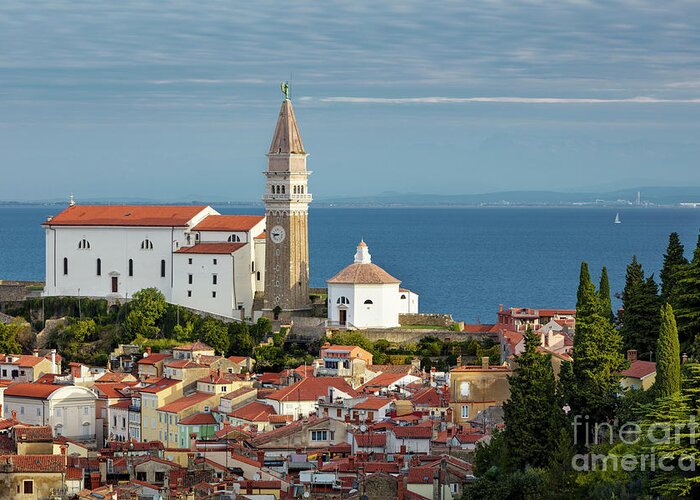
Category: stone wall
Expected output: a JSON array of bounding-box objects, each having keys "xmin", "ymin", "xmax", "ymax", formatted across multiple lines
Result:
[
  {"xmin": 399, "ymin": 313, "xmax": 454, "ymax": 327},
  {"xmin": 329, "ymin": 327, "xmax": 491, "ymax": 345},
  {"xmin": 0, "ymin": 280, "xmax": 44, "ymax": 302}
]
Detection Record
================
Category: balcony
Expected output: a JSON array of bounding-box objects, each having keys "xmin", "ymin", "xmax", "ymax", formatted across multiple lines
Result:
[{"xmin": 262, "ymin": 193, "xmax": 313, "ymax": 203}]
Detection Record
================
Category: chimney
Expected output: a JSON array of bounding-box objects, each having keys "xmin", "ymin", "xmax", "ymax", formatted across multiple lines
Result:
[
  {"xmin": 144, "ymin": 347, "xmax": 151, "ymax": 358},
  {"xmin": 187, "ymin": 452, "xmax": 195, "ymax": 470},
  {"xmin": 189, "ymin": 432, "xmax": 197, "ymax": 451},
  {"xmin": 257, "ymin": 450, "xmax": 265, "ymax": 465},
  {"xmin": 626, "ymin": 350, "xmax": 637, "ymax": 363},
  {"xmin": 682, "ymin": 353, "xmax": 689, "ymax": 364},
  {"xmin": 349, "ymin": 455, "xmax": 355, "ymax": 468},
  {"xmin": 499, "ymin": 304, "xmax": 503, "ymax": 312},
  {"xmin": 33, "ymin": 349, "xmax": 39, "ymax": 357},
  {"xmin": 481, "ymin": 357, "xmax": 489, "ymax": 369},
  {"xmin": 400, "ymin": 444, "xmax": 406, "ymax": 455},
  {"xmin": 11, "ymin": 410, "xmax": 16, "ymax": 420},
  {"xmin": 51, "ymin": 349, "xmax": 57, "ymax": 375},
  {"xmin": 60, "ymin": 444, "xmax": 68, "ymax": 466},
  {"xmin": 317, "ymin": 456, "xmax": 324, "ymax": 469}
]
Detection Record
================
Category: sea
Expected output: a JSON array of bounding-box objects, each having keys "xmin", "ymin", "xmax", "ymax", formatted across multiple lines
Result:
[{"xmin": 1, "ymin": 205, "xmax": 699, "ymax": 324}]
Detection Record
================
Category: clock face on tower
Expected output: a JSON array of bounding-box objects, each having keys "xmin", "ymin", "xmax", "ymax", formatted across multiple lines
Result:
[{"xmin": 270, "ymin": 225, "xmax": 286, "ymax": 244}]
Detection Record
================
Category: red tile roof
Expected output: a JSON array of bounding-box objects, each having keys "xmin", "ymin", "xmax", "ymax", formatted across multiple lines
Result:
[
  {"xmin": 137, "ymin": 353, "xmax": 170, "ymax": 365},
  {"xmin": 4, "ymin": 383, "xmax": 62, "ymax": 399},
  {"xmin": 390, "ymin": 426, "xmax": 433, "ymax": 439},
  {"xmin": 0, "ymin": 354, "xmax": 50, "ymax": 367},
  {"xmin": 454, "ymin": 433, "xmax": 484, "ymax": 444},
  {"xmin": 158, "ymin": 391, "xmax": 214, "ymax": 414},
  {"xmin": 14, "ymin": 425, "xmax": 53, "ymax": 442},
  {"xmin": 198, "ymin": 373, "xmax": 243, "ymax": 384},
  {"xmin": 229, "ymin": 401, "xmax": 276, "ymax": 422},
  {"xmin": 360, "ymin": 372, "xmax": 411, "ymax": 391},
  {"xmin": 174, "ymin": 342, "xmax": 213, "ymax": 352},
  {"xmin": 138, "ymin": 377, "xmax": 181, "ymax": 394},
  {"xmin": 192, "ymin": 215, "xmax": 264, "ymax": 232},
  {"xmin": 230, "ymin": 452, "xmax": 262, "ymax": 468},
  {"xmin": 93, "ymin": 383, "xmax": 135, "ymax": 399},
  {"xmin": 367, "ymin": 364, "xmax": 414, "ymax": 375},
  {"xmin": 407, "ymin": 466, "xmax": 435, "ymax": 484},
  {"xmin": 95, "ymin": 372, "xmax": 134, "ymax": 383},
  {"xmin": 0, "ymin": 454, "xmax": 65, "ymax": 472},
  {"xmin": 165, "ymin": 359, "xmax": 205, "ymax": 369},
  {"xmin": 621, "ymin": 360, "xmax": 657, "ymax": 379},
  {"xmin": 327, "ymin": 262, "xmax": 401, "ymax": 285},
  {"xmin": 178, "ymin": 413, "xmax": 218, "ymax": 426},
  {"xmin": 255, "ymin": 231, "xmax": 267, "ymax": 239},
  {"xmin": 410, "ymin": 387, "xmax": 443, "ymax": 407},
  {"xmin": 355, "ymin": 433, "xmax": 387, "ymax": 447},
  {"xmin": 352, "ymin": 396, "xmax": 392, "ymax": 411},
  {"xmin": 176, "ymin": 242, "xmax": 246, "ymax": 254},
  {"xmin": 227, "ymin": 356, "xmax": 252, "ymax": 364},
  {"xmin": 44, "ymin": 205, "xmax": 209, "ymax": 227},
  {"xmin": 250, "ymin": 416, "xmax": 330, "ymax": 446},
  {"xmin": 265, "ymin": 377, "xmax": 357, "ymax": 402}
]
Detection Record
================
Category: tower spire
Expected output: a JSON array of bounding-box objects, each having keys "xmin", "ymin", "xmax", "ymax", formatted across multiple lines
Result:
[{"xmin": 269, "ymin": 98, "xmax": 305, "ymax": 155}]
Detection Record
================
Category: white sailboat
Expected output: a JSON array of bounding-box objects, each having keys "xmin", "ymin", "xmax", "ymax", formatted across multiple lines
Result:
[{"xmin": 614, "ymin": 212, "xmax": 621, "ymax": 224}]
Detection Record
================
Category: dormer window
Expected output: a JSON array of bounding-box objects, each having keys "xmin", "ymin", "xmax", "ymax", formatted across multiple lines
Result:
[
  {"xmin": 141, "ymin": 239, "xmax": 153, "ymax": 250},
  {"xmin": 78, "ymin": 239, "xmax": 90, "ymax": 249},
  {"xmin": 227, "ymin": 234, "xmax": 241, "ymax": 242}
]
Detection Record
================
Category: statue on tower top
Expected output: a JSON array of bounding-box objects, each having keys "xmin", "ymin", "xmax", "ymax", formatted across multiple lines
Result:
[{"xmin": 281, "ymin": 81, "xmax": 290, "ymax": 100}]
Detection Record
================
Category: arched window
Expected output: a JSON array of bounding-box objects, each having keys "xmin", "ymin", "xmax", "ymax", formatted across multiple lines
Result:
[
  {"xmin": 281, "ymin": 185, "xmax": 285, "ymax": 194},
  {"xmin": 78, "ymin": 239, "xmax": 90, "ymax": 249},
  {"xmin": 400, "ymin": 294, "xmax": 407, "ymax": 299},
  {"xmin": 271, "ymin": 185, "xmax": 275, "ymax": 193},
  {"xmin": 160, "ymin": 259, "xmax": 166, "ymax": 278},
  {"xmin": 128, "ymin": 259, "xmax": 133, "ymax": 277},
  {"xmin": 96, "ymin": 258, "xmax": 101, "ymax": 276},
  {"xmin": 227, "ymin": 234, "xmax": 241, "ymax": 242},
  {"xmin": 337, "ymin": 296, "xmax": 350, "ymax": 305},
  {"xmin": 275, "ymin": 185, "xmax": 280, "ymax": 194},
  {"xmin": 141, "ymin": 239, "xmax": 153, "ymax": 250},
  {"xmin": 63, "ymin": 258, "xmax": 68, "ymax": 275},
  {"xmin": 364, "ymin": 299, "xmax": 373, "ymax": 304}
]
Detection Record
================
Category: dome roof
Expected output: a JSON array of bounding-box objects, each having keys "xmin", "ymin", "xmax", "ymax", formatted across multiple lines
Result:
[{"xmin": 327, "ymin": 262, "xmax": 400, "ymax": 285}]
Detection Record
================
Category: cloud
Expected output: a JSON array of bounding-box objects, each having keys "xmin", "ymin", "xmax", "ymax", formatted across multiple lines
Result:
[{"xmin": 313, "ymin": 96, "xmax": 700, "ymax": 104}]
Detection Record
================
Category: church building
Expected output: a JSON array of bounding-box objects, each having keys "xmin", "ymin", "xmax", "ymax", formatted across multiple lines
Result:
[
  {"xmin": 43, "ymin": 88, "xmax": 312, "ymax": 322},
  {"xmin": 326, "ymin": 241, "xmax": 419, "ymax": 329}
]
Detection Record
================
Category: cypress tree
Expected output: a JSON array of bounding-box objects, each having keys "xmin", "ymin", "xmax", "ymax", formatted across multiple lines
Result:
[
  {"xmin": 503, "ymin": 327, "xmax": 565, "ymax": 469},
  {"xmin": 674, "ymin": 234, "xmax": 700, "ymax": 351},
  {"xmin": 619, "ymin": 256, "xmax": 661, "ymax": 359},
  {"xmin": 571, "ymin": 262, "xmax": 625, "ymax": 441},
  {"xmin": 598, "ymin": 266, "xmax": 614, "ymax": 323},
  {"xmin": 660, "ymin": 232, "xmax": 688, "ymax": 306},
  {"xmin": 656, "ymin": 303, "xmax": 681, "ymax": 398}
]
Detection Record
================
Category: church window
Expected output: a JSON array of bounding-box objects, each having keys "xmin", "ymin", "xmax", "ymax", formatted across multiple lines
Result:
[
  {"xmin": 188, "ymin": 258, "xmax": 193, "ymax": 265},
  {"xmin": 227, "ymin": 234, "xmax": 241, "ymax": 242},
  {"xmin": 78, "ymin": 239, "xmax": 90, "ymax": 249},
  {"xmin": 337, "ymin": 296, "xmax": 350, "ymax": 305},
  {"xmin": 128, "ymin": 259, "xmax": 133, "ymax": 276},
  {"xmin": 212, "ymin": 291, "xmax": 217, "ymax": 298},
  {"xmin": 141, "ymin": 239, "xmax": 153, "ymax": 250},
  {"xmin": 160, "ymin": 260, "xmax": 166, "ymax": 278},
  {"xmin": 256, "ymin": 271, "xmax": 261, "ymax": 281},
  {"xmin": 212, "ymin": 274, "xmax": 217, "ymax": 285},
  {"xmin": 187, "ymin": 290, "xmax": 192, "ymax": 297},
  {"xmin": 96, "ymin": 258, "xmax": 101, "ymax": 276},
  {"xmin": 281, "ymin": 185, "xmax": 285, "ymax": 194},
  {"xmin": 364, "ymin": 299, "xmax": 373, "ymax": 304},
  {"xmin": 400, "ymin": 294, "xmax": 407, "ymax": 299},
  {"xmin": 213, "ymin": 258, "xmax": 217, "ymax": 265},
  {"xmin": 63, "ymin": 258, "xmax": 68, "ymax": 275},
  {"xmin": 188, "ymin": 274, "xmax": 193, "ymax": 284},
  {"xmin": 252, "ymin": 262, "xmax": 255, "ymax": 272}
]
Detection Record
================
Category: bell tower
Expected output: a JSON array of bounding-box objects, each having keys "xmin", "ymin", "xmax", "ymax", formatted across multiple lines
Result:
[{"xmin": 263, "ymin": 84, "xmax": 312, "ymax": 314}]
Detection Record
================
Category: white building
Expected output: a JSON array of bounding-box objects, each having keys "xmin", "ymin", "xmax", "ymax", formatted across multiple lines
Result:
[
  {"xmin": 326, "ymin": 241, "xmax": 418, "ymax": 329},
  {"xmin": 2, "ymin": 383, "xmax": 97, "ymax": 440},
  {"xmin": 43, "ymin": 205, "xmax": 265, "ymax": 320}
]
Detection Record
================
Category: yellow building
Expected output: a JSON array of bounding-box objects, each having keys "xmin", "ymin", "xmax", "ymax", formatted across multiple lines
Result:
[
  {"xmin": 0, "ymin": 454, "xmax": 66, "ymax": 499},
  {"xmin": 450, "ymin": 358, "xmax": 511, "ymax": 426},
  {"xmin": 155, "ymin": 391, "xmax": 219, "ymax": 448},
  {"xmin": 620, "ymin": 359, "xmax": 657, "ymax": 391},
  {"xmin": 137, "ymin": 377, "xmax": 183, "ymax": 442}
]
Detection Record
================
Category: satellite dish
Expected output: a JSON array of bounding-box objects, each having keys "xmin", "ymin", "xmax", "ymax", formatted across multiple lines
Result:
[{"xmin": 359, "ymin": 424, "xmax": 368, "ymax": 433}]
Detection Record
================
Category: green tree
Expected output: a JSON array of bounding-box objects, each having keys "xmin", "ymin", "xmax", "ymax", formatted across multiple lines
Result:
[
  {"xmin": 64, "ymin": 319, "xmax": 97, "ymax": 344},
  {"xmin": 598, "ymin": 266, "xmax": 614, "ymax": 323},
  {"xmin": 0, "ymin": 321, "xmax": 23, "ymax": 354},
  {"xmin": 570, "ymin": 261, "xmax": 625, "ymax": 442},
  {"xmin": 655, "ymin": 303, "xmax": 681, "ymax": 398},
  {"xmin": 503, "ymin": 328, "xmax": 566, "ymax": 469},
  {"xmin": 228, "ymin": 322, "xmax": 254, "ymax": 356},
  {"xmin": 250, "ymin": 317, "xmax": 273, "ymax": 343},
  {"xmin": 674, "ymin": 234, "xmax": 700, "ymax": 351},
  {"xmin": 123, "ymin": 288, "xmax": 167, "ymax": 341},
  {"xmin": 660, "ymin": 232, "xmax": 689, "ymax": 306},
  {"xmin": 619, "ymin": 256, "xmax": 661, "ymax": 359},
  {"xmin": 197, "ymin": 317, "xmax": 229, "ymax": 355}
]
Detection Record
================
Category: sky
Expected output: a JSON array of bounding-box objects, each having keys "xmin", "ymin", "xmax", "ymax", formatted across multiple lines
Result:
[{"xmin": 1, "ymin": 0, "xmax": 700, "ymax": 202}]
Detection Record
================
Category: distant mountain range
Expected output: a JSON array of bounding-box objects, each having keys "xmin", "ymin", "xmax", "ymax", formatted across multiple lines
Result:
[{"xmin": 2, "ymin": 187, "xmax": 700, "ymax": 207}]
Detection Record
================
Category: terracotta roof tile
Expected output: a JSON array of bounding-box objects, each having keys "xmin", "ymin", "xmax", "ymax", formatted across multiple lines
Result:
[
  {"xmin": 44, "ymin": 205, "xmax": 209, "ymax": 227},
  {"xmin": 158, "ymin": 392, "xmax": 215, "ymax": 414},
  {"xmin": 355, "ymin": 433, "xmax": 386, "ymax": 447},
  {"xmin": 4, "ymin": 383, "xmax": 62, "ymax": 399},
  {"xmin": 14, "ymin": 425, "xmax": 53, "ymax": 442},
  {"xmin": 192, "ymin": 215, "xmax": 264, "ymax": 231},
  {"xmin": 352, "ymin": 397, "xmax": 392, "ymax": 411},
  {"xmin": 174, "ymin": 342, "xmax": 213, "ymax": 352},
  {"xmin": 175, "ymin": 242, "xmax": 246, "ymax": 254},
  {"xmin": 265, "ymin": 377, "xmax": 357, "ymax": 402},
  {"xmin": 178, "ymin": 412, "xmax": 218, "ymax": 426},
  {"xmin": 327, "ymin": 262, "xmax": 400, "ymax": 285},
  {"xmin": 621, "ymin": 360, "xmax": 656, "ymax": 379},
  {"xmin": 229, "ymin": 401, "xmax": 276, "ymax": 422},
  {"xmin": 137, "ymin": 353, "xmax": 170, "ymax": 365},
  {"xmin": 390, "ymin": 426, "xmax": 433, "ymax": 439},
  {"xmin": 0, "ymin": 454, "xmax": 65, "ymax": 472}
]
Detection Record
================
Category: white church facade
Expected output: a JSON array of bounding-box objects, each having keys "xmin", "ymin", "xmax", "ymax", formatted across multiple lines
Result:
[
  {"xmin": 43, "ymin": 206, "xmax": 266, "ymax": 320},
  {"xmin": 326, "ymin": 241, "xmax": 418, "ymax": 329}
]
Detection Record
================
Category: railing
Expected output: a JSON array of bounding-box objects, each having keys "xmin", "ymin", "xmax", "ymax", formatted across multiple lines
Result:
[
  {"xmin": 262, "ymin": 193, "xmax": 313, "ymax": 203},
  {"xmin": 325, "ymin": 320, "xmax": 357, "ymax": 330}
]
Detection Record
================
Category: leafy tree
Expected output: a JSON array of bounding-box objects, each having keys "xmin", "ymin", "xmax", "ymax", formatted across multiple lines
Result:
[
  {"xmin": 123, "ymin": 288, "xmax": 167, "ymax": 341},
  {"xmin": 324, "ymin": 331, "xmax": 374, "ymax": 352},
  {"xmin": 660, "ymin": 232, "xmax": 688, "ymax": 306},
  {"xmin": 250, "ymin": 317, "xmax": 273, "ymax": 343},
  {"xmin": 570, "ymin": 262, "xmax": 625, "ymax": 443},
  {"xmin": 619, "ymin": 256, "xmax": 660, "ymax": 359},
  {"xmin": 228, "ymin": 322, "xmax": 254, "ymax": 356},
  {"xmin": 674, "ymin": 234, "xmax": 700, "ymax": 351},
  {"xmin": 503, "ymin": 328, "xmax": 566, "ymax": 469},
  {"xmin": 655, "ymin": 303, "xmax": 681, "ymax": 398},
  {"xmin": 197, "ymin": 317, "xmax": 229, "ymax": 355},
  {"xmin": 0, "ymin": 321, "xmax": 23, "ymax": 354},
  {"xmin": 598, "ymin": 266, "xmax": 614, "ymax": 323},
  {"xmin": 64, "ymin": 319, "xmax": 97, "ymax": 344}
]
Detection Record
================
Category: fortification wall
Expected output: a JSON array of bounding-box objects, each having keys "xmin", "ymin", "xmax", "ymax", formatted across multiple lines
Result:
[{"xmin": 399, "ymin": 313, "xmax": 454, "ymax": 327}]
